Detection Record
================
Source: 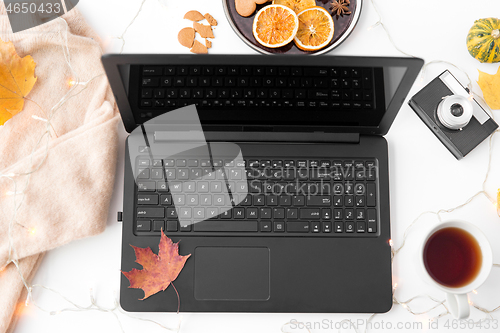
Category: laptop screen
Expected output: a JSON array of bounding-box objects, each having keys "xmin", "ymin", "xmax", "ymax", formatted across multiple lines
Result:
[{"xmin": 103, "ymin": 55, "xmax": 423, "ymax": 135}]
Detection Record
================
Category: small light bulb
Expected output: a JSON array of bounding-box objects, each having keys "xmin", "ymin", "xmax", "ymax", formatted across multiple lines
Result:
[
  {"xmin": 472, "ymin": 289, "xmax": 477, "ymax": 294},
  {"xmin": 29, "ymin": 228, "xmax": 36, "ymax": 235},
  {"xmin": 393, "ymin": 283, "xmax": 398, "ymax": 290},
  {"xmin": 31, "ymin": 115, "xmax": 48, "ymax": 122},
  {"xmin": 388, "ymin": 239, "xmax": 393, "ymax": 247},
  {"xmin": 402, "ymin": 303, "xmax": 408, "ymax": 309},
  {"xmin": 68, "ymin": 79, "xmax": 76, "ymax": 87}
]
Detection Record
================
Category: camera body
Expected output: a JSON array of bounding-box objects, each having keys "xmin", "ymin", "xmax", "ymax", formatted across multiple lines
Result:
[{"xmin": 409, "ymin": 70, "xmax": 498, "ymax": 160}]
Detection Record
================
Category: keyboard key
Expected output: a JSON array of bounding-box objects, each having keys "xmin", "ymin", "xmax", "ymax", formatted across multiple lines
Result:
[
  {"xmin": 261, "ymin": 221, "xmax": 272, "ymax": 232},
  {"xmin": 137, "ymin": 168, "xmax": 150, "ymax": 179},
  {"xmin": 280, "ymin": 196, "xmax": 292, "ymax": 206},
  {"xmin": 355, "ymin": 184, "xmax": 365, "ymax": 195},
  {"xmin": 137, "ymin": 194, "xmax": 158, "ymax": 205},
  {"xmin": 229, "ymin": 207, "xmax": 243, "ymax": 219},
  {"xmin": 293, "ymin": 195, "xmax": 305, "ymax": 206},
  {"xmin": 266, "ymin": 195, "xmax": 278, "ymax": 206},
  {"xmin": 287, "ymin": 222, "xmax": 309, "ymax": 232},
  {"xmin": 166, "ymin": 208, "xmax": 177, "ymax": 219},
  {"xmin": 137, "ymin": 182, "xmax": 155, "ymax": 191},
  {"xmin": 308, "ymin": 90, "xmax": 329, "ymax": 99},
  {"xmin": 160, "ymin": 194, "xmax": 172, "ymax": 205},
  {"xmin": 203, "ymin": 66, "xmax": 214, "ymax": 75},
  {"xmin": 363, "ymin": 69, "xmax": 372, "ymax": 89},
  {"xmin": 367, "ymin": 183, "xmax": 376, "ymax": 206},
  {"xmin": 300, "ymin": 208, "xmax": 321, "ymax": 219},
  {"xmin": 177, "ymin": 67, "xmax": 188, "ymax": 75},
  {"xmin": 355, "ymin": 169, "xmax": 366, "ymax": 180},
  {"xmin": 334, "ymin": 222, "xmax": 343, "ymax": 233},
  {"xmin": 323, "ymin": 222, "xmax": 332, "ymax": 233},
  {"xmin": 311, "ymin": 222, "xmax": 321, "ymax": 233},
  {"xmin": 260, "ymin": 208, "xmax": 272, "ymax": 219},
  {"xmin": 153, "ymin": 220, "xmax": 164, "ymax": 232},
  {"xmin": 247, "ymin": 208, "xmax": 259, "ymax": 219},
  {"xmin": 180, "ymin": 223, "xmax": 192, "ymax": 232},
  {"xmin": 253, "ymin": 67, "xmax": 264, "ymax": 75},
  {"xmin": 356, "ymin": 222, "xmax": 366, "ymax": 233},
  {"xmin": 306, "ymin": 196, "xmax": 331, "ymax": 206},
  {"xmin": 166, "ymin": 221, "xmax": 178, "ymax": 232},
  {"xmin": 345, "ymin": 221, "xmax": 355, "ymax": 233},
  {"xmin": 367, "ymin": 208, "xmax": 377, "ymax": 223},
  {"xmin": 291, "ymin": 67, "xmax": 302, "ymax": 76},
  {"xmin": 286, "ymin": 208, "xmax": 298, "ymax": 219},
  {"xmin": 141, "ymin": 100, "xmax": 152, "ymax": 107},
  {"xmin": 194, "ymin": 221, "xmax": 258, "ymax": 232},
  {"xmin": 151, "ymin": 168, "xmax": 163, "ymax": 179},
  {"xmin": 137, "ymin": 207, "xmax": 164, "ymax": 218},
  {"xmin": 221, "ymin": 210, "xmax": 231, "ymax": 219},
  {"xmin": 274, "ymin": 221, "xmax": 285, "ymax": 232},
  {"xmin": 273, "ymin": 208, "xmax": 285, "ymax": 219},
  {"xmin": 190, "ymin": 67, "xmax": 201, "ymax": 75},
  {"xmin": 136, "ymin": 220, "xmax": 151, "ymax": 231},
  {"xmin": 143, "ymin": 66, "xmax": 162, "ymax": 75},
  {"xmin": 253, "ymin": 195, "xmax": 265, "ymax": 206},
  {"xmin": 142, "ymin": 78, "xmax": 159, "ymax": 87},
  {"xmin": 206, "ymin": 208, "xmax": 218, "ymax": 219},
  {"xmin": 179, "ymin": 207, "xmax": 191, "ymax": 219}
]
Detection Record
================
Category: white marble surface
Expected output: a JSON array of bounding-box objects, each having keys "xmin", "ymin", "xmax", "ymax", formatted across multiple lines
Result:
[{"xmin": 15, "ymin": 0, "xmax": 500, "ymax": 332}]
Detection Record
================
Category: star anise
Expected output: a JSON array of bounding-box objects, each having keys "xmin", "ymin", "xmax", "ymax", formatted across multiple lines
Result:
[{"xmin": 330, "ymin": 0, "xmax": 351, "ymax": 18}]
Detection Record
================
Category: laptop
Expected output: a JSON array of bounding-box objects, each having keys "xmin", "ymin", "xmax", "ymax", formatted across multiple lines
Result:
[{"xmin": 102, "ymin": 54, "xmax": 423, "ymax": 313}]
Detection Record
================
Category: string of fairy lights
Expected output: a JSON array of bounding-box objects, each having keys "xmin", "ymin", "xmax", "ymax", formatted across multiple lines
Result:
[
  {"xmin": 343, "ymin": 0, "xmax": 500, "ymax": 330},
  {"xmin": 0, "ymin": 0, "xmax": 499, "ymax": 332},
  {"xmin": 1, "ymin": 2, "xmax": 182, "ymax": 332}
]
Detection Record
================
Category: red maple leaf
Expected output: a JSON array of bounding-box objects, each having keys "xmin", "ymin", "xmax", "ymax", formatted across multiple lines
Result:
[{"xmin": 122, "ymin": 230, "xmax": 191, "ymax": 307}]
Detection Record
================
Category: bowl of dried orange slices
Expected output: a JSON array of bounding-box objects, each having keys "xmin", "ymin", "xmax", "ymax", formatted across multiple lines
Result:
[{"xmin": 223, "ymin": 0, "xmax": 361, "ymax": 54}]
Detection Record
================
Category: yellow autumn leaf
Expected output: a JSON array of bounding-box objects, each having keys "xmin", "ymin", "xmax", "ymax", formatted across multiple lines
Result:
[
  {"xmin": 0, "ymin": 38, "xmax": 37, "ymax": 126},
  {"xmin": 477, "ymin": 67, "xmax": 500, "ymax": 110}
]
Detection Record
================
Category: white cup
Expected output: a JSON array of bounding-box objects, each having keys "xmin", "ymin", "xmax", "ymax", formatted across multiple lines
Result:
[{"xmin": 417, "ymin": 220, "xmax": 492, "ymax": 319}]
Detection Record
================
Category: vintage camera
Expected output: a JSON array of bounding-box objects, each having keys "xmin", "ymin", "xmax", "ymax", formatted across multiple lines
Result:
[{"xmin": 409, "ymin": 70, "xmax": 498, "ymax": 160}]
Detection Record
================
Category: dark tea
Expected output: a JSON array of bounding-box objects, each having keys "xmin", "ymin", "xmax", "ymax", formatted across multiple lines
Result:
[{"xmin": 423, "ymin": 227, "xmax": 482, "ymax": 288}]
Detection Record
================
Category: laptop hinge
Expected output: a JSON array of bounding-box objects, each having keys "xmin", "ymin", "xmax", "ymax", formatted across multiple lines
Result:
[{"xmin": 154, "ymin": 130, "xmax": 360, "ymax": 143}]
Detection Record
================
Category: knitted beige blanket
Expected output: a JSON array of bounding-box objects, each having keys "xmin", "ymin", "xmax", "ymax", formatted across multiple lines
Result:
[{"xmin": 0, "ymin": 7, "xmax": 119, "ymax": 333}]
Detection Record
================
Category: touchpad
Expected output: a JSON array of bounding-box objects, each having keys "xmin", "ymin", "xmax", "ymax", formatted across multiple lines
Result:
[{"xmin": 194, "ymin": 247, "xmax": 270, "ymax": 301}]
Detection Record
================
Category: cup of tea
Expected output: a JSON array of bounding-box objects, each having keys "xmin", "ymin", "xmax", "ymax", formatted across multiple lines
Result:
[{"xmin": 417, "ymin": 220, "xmax": 493, "ymax": 319}]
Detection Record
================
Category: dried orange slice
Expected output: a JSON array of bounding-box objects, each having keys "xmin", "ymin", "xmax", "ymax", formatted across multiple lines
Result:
[
  {"xmin": 253, "ymin": 4, "xmax": 298, "ymax": 48},
  {"xmin": 294, "ymin": 6, "xmax": 334, "ymax": 51},
  {"xmin": 272, "ymin": 0, "xmax": 316, "ymax": 14}
]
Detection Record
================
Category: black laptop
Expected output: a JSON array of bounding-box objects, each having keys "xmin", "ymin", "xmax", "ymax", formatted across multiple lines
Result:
[{"xmin": 102, "ymin": 54, "xmax": 423, "ymax": 313}]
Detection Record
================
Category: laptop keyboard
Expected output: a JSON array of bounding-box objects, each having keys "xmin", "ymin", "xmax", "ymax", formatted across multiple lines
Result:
[
  {"xmin": 138, "ymin": 65, "xmax": 375, "ymax": 119},
  {"xmin": 134, "ymin": 157, "xmax": 379, "ymax": 237}
]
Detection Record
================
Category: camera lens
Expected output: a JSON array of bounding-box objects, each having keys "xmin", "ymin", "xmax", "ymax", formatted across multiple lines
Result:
[
  {"xmin": 450, "ymin": 103, "xmax": 464, "ymax": 117},
  {"xmin": 437, "ymin": 96, "xmax": 473, "ymax": 130}
]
